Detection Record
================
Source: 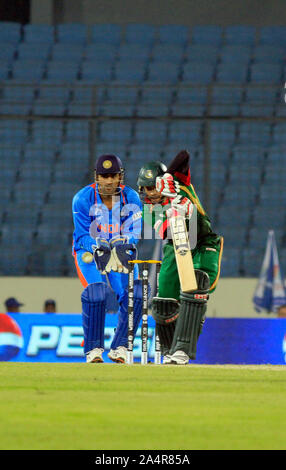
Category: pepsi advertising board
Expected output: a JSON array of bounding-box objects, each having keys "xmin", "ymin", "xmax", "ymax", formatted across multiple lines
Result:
[{"xmin": 1, "ymin": 313, "xmax": 286, "ymax": 364}]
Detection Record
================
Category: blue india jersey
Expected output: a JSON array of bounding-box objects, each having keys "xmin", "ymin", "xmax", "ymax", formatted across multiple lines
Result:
[{"xmin": 72, "ymin": 183, "xmax": 142, "ymax": 253}]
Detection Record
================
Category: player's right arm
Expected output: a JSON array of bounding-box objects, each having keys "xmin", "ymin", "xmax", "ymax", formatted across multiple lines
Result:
[{"xmin": 72, "ymin": 190, "xmax": 97, "ymax": 253}]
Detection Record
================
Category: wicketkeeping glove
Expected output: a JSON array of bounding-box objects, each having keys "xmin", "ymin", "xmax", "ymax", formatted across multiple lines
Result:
[
  {"xmin": 155, "ymin": 173, "xmax": 180, "ymax": 198},
  {"xmin": 92, "ymin": 238, "xmax": 117, "ymax": 273},
  {"xmin": 110, "ymin": 235, "xmax": 137, "ymax": 273}
]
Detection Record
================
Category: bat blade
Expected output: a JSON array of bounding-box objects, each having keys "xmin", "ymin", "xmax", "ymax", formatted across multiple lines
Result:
[{"xmin": 169, "ymin": 212, "xmax": 197, "ymax": 292}]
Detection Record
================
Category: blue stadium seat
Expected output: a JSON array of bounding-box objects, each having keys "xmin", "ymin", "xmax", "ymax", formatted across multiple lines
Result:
[
  {"xmin": 147, "ymin": 62, "xmax": 179, "ymax": 83},
  {"xmin": 105, "ymin": 86, "xmax": 138, "ymax": 104},
  {"xmin": 218, "ymin": 208, "xmax": 249, "ymax": 227},
  {"xmin": 100, "ymin": 103, "xmax": 135, "ymax": 117},
  {"xmin": 32, "ymin": 120, "xmax": 63, "ymax": 144},
  {"xmin": 54, "ymin": 162, "xmax": 87, "ymax": 184},
  {"xmin": 2, "ymin": 84, "xmax": 35, "ymax": 102},
  {"xmin": 0, "ymin": 102, "xmax": 32, "ymax": 115},
  {"xmin": 94, "ymin": 142, "xmax": 128, "ymax": 161},
  {"xmin": 152, "ymin": 44, "xmax": 184, "ymax": 63},
  {"xmin": 72, "ymin": 85, "xmax": 106, "ymax": 103},
  {"xmin": 85, "ymin": 43, "xmax": 117, "ymax": 62},
  {"xmin": 224, "ymin": 25, "xmax": 256, "ymax": 45},
  {"xmin": 253, "ymin": 45, "xmax": 285, "ymax": 63},
  {"xmin": 23, "ymin": 24, "xmax": 54, "ymax": 43},
  {"xmin": 174, "ymin": 87, "xmax": 207, "ymax": 115},
  {"xmin": 266, "ymin": 143, "xmax": 286, "ymax": 162},
  {"xmin": 158, "ymin": 25, "xmax": 189, "ymax": 45},
  {"xmin": 36, "ymin": 223, "xmax": 70, "ymax": 246},
  {"xmin": 253, "ymin": 210, "xmax": 284, "ymax": 231},
  {"xmin": 81, "ymin": 61, "xmax": 112, "ymax": 82},
  {"xmin": 0, "ymin": 250, "xmax": 29, "ymax": 276},
  {"xmin": 245, "ymin": 85, "xmax": 278, "ymax": 103},
  {"xmin": 216, "ymin": 63, "xmax": 248, "ymax": 83},
  {"xmin": 182, "ymin": 63, "xmax": 214, "ymax": 84},
  {"xmin": 99, "ymin": 120, "xmax": 133, "ymax": 142},
  {"xmin": 59, "ymin": 142, "xmax": 89, "ymax": 162},
  {"xmin": 184, "ymin": 45, "xmax": 218, "ymax": 65},
  {"xmin": 0, "ymin": 43, "xmax": 17, "ymax": 61},
  {"xmin": 51, "ymin": 43, "xmax": 85, "ymax": 62},
  {"xmin": 124, "ymin": 24, "xmax": 155, "ymax": 45},
  {"xmin": 140, "ymin": 85, "xmax": 174, "ymax": 104},
  {"xmin": 191, "ymin": 25, "xmax": 223, "ymax": 45},
  {"xmin": 57, "ymin": 23, "xmax": 87, "ymax": 43},
  {"xmin": 91, "ymin": 24, "xmax": 122, "ymax": 44},
  {"xmin": 232, "ymin": 145, "xmax": 265, "ymax": 164},
  {"xmin": 171, "ymin": 103, "xmax": 205, "ymax": 117},
  {"xmin": 113, "ymin": 61, "xmax": 146, "ymax": 82},
  {"xmin": 168, "ymin": 121, "xmax": 202, "ymax": 144},
  {"xmin": 17, "ymin": 42, "xmax": 51, "ymax": 60},
  {"xmin": 272, "ymin": 123, "xmax": 286, "ymax": 144},
  {"xmin": 13, "ymin": 182, "xmax": 48, "ymax": 205},
  {"xmin": 212, "ymin": 85, "xmax": 243, "ymax": 104},
  {"xmin": 128, "ymin": 143, "xmax": 160, "ymax": 162},
  {"xmin": 221, "ymin": 247, "xmax": 241, "ymax": 277},
  {"xmin": 228, "ymin": 165, "xmax": 261, "ymax": 186},
  {"xmin": 117, "ymin": 43, "xmax": 151, "ymax": 61},
  {"xmin": 0, "ymin": 22, "xmax": 21, "ymax": 43},
  {"xmin": 240, "ymin": 103, "xmax": 274, "ymax": 117},
  {"xmin": 250, "ymin": 63, "xmax": 281, "ymax": 83},
  {"xmin": 134, "ymin": 121, "xmax": 167, "ymax": 142},
  {"xmin": 37, "ymin": 85, "xmax": 70, "ymax": 101},
  {"xmin": 33, "ymin": 100, "xmax": 66, "ymax": 116},
  {"xmin": 23, "ymin": 144, "xmax": 56, "ymax": 162},
  {"xmin": 136, "ymin": 103, "xmax": 170, "ymax": 117},
  {"xmin": 46, "ymin": 61, "xmax": 80, "ymax": 81},
  {"xmin": 12, "ymin": 60, "xmax": 45, "ymax": 81},
  {"xmin": 259, "ymin": 26, "xmax": 286, "ymax": 46},
  {"xmin": 67, "ymin": 101, "xmax": 96, "ymax": 116},
  {"xmin": 219, "ymin": 45, "xmax": 252, "ymax": 64},
  {"xmin": 4, "ymin": 203, "xmax": 40, "ymax": 227},
  {"xmin": 20, "ymin": 162, "xmax": 52, "ymax": 180},
  {"xmin": 48, "ymin": 182, "xmax": 80, "ymax": 204},
  {"xmin": 238, "ymin": 122, "xmax": 272, "ymax": 145},
  {"xmin": 0, "ymin": 61, "xmax": 11, "ymax": 80},
  {"xmin": 65, "ymin": 120, "xmax": 89, "ymax": 141},
  {"xmin": 0, "ymin": 120, "xmax": 28, "ymax": 143}
]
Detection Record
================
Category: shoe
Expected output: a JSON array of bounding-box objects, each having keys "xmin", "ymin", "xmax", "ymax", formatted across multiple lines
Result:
[
  {"xmin": 107, "ymin": 349, "xmax": 118, "ymax": 363},
  {"xmin": 115, "ymin": 346, "xmax": 127, "ymax": 364},
  {"xmin": 162, "ymin": 354, "xmax": 172, "ymax": 365},
  {"xmin": 86, "ymin": 348, "xmax": 104, "ymax": 363},
  {"xmin": 170, "ymin": 350, "xmax": 189, "ymax": 365}
]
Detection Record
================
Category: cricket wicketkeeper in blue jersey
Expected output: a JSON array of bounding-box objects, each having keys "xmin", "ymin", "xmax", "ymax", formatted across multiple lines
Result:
[{"xmin": 72, "ymin": 154, "xmax": 143, "ymax": 364}]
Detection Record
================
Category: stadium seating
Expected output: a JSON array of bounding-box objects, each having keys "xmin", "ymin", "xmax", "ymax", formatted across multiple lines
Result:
[{"xmin": 0, "ymin": 21, "xmax": 285, "ymax": 277}]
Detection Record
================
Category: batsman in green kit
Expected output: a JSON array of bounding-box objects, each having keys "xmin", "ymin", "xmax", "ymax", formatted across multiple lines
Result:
[{"xmin": 137, "ymin": 151, "xmax": 223, "ymax": 365}]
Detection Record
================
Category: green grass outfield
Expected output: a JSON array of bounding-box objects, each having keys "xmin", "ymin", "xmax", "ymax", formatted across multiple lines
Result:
[{"xmin": 0, "ymin": 363, "xmax": 285, "ymax": 450}]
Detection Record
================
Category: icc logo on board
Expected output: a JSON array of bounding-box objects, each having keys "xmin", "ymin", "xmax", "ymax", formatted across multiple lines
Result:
[{"xmin": 0, "ymin": 313, "xmax": 23, "ymax": 361}]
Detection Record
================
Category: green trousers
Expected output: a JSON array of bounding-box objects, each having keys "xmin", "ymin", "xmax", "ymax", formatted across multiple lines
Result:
[{"xmin": 158, "ymin": 238, "xmax": 223, "ymax": 300}]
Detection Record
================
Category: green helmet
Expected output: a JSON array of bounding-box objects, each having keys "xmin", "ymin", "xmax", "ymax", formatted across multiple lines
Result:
[{"xmin": 137, "ymin": 161, "xmax": 167, "ymax": 190}]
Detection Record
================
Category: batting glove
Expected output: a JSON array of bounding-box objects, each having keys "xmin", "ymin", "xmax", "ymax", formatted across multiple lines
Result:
[
  {"xmin": 155, "ymin": 173, "xmax": 180, "ymax": 198},
  {"xmin": 166, "ymin": 195, "xmax": 194, "ymax": 218}
]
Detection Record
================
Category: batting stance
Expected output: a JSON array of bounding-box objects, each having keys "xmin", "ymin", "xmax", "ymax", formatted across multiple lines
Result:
[
  {"xmin": 72, "ymin": 154, "xmax": 143, "ymax": 364},
  {"xmin": 137, "ymin": 151, "xmax": 223, "ymax": 365}
]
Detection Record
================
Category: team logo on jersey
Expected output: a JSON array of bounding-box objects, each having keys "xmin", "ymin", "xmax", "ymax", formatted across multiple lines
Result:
[
  {"xmin": 103, "ymin": 160, "xmax": 112, "ymax": 169},
  {"xmin": 0, "ymin": 313, "xmax": 23, "ymax": 361}
]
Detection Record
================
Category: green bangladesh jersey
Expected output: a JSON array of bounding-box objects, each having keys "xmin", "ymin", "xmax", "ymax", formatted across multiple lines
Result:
[{"xmin": 143, "ymin": 180, "xmax": 221, "ymax": 252}]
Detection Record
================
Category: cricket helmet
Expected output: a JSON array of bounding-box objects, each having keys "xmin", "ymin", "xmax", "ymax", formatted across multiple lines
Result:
[{"xmin": 137, "ymin": 161, "xmax": 167, "ymax": 191}]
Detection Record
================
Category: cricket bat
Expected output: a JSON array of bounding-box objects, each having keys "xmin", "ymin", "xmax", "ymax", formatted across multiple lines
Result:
[
  {"xmin": 168, "ymin": 208, "xmax": 197, "ymax": 292},
  {"xmin": 166, "ymin": 150, "xmax": 197, "ymax": 292}
]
